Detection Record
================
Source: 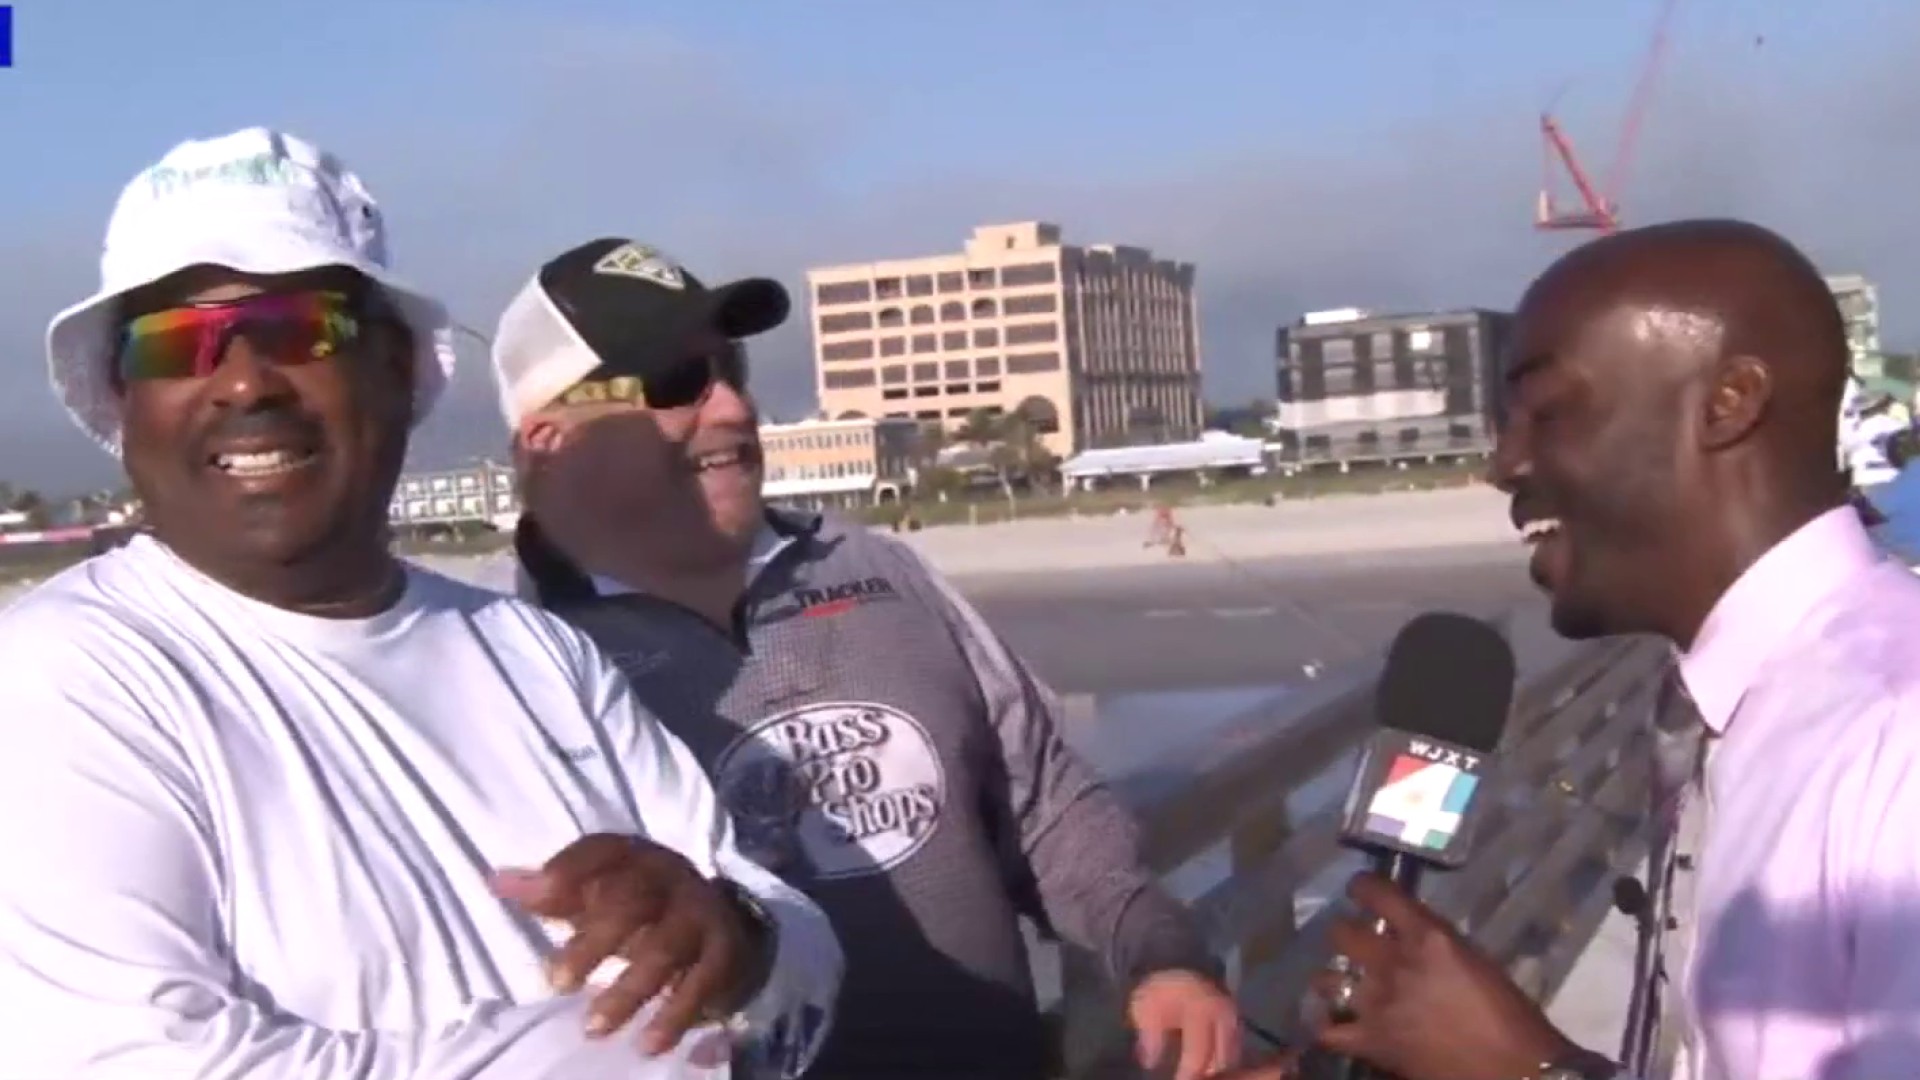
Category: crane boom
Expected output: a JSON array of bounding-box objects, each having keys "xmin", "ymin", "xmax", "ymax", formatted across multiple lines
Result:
[{"xmin": 1534, "ymin": 0, "xmax": 1680, "ymax": 233}]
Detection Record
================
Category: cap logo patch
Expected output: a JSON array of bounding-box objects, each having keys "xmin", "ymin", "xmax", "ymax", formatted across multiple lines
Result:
[
  {"xmin": 593, "ymin": 243, "xmax": 686, "ymax": 290},
  {"xmin": 556, "ymin": 375, "xmax": 646, "ymax": 408}
]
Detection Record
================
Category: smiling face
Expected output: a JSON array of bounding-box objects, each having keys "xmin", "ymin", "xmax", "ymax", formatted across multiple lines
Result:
[
  {"xmin": 519, "ymin": 326, "xmax": 765, "ymax": 573},
  {"xmin": 116, "ymin": 264, "xmax": 413, "ymax": 595},
  {"xmin": 1490, "ymin": 291, "xmax": 1700, "ymax": 639}
]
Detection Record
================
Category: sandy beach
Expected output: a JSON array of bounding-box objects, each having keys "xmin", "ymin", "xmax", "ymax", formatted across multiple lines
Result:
[{"xmin": 889, "ymin": 484, "xmax": 1514, "ymax": 577}]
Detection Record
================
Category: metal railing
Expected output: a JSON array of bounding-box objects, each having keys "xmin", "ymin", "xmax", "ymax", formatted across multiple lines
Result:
[{"xmin": 1039, "ymin": 631, "xmax": 1672, "ymax": 1078}]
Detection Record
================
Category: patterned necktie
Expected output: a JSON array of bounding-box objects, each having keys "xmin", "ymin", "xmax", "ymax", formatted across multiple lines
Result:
[{"xmin": 1622, "ymin": 660, "xmax": 1710, "ymax": 1078}]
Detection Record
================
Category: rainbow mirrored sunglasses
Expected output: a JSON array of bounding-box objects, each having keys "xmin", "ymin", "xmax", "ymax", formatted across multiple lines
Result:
[
  {"xmin": 553, "ymin": 341, "xmax": 749, "ymax": 411},
  {"xmin": 115, "ymin": 290, "xmax": 364, "ymax": 381}
]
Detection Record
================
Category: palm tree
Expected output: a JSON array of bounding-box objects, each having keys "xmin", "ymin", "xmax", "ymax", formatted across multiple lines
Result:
[
  {"xmin": 912, "ymin": 421, "xmax": 948, "ymax": 469},
  {"xmin": 953, "ymin": 408, "xmax": 1000, "ymax": 447},
  {"xmin": 12, "ymin": 490, "xmax": 46, "ymax": 518},
  {"xmin": 1004, "ymin": 406, "xmax": 1063, "ymax": 490}
]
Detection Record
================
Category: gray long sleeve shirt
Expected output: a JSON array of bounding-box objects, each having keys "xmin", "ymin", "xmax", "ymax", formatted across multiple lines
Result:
[{"xmin": 513, "ymin": 509, "xmax": 1217, "ymax": 1078}]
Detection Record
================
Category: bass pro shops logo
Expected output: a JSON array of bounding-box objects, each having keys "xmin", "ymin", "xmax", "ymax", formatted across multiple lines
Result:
[{"xmin": 713, "ymin": 701, "xmax": 946, "ymax": 881}]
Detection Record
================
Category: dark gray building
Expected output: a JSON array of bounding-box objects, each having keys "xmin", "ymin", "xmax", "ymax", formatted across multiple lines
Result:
[{"xmin": 1272, "ymin": 307, "xmax": 1513, "ymax": 463}]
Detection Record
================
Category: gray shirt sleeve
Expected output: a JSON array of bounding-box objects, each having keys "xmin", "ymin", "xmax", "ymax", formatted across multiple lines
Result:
[{"xmin": 908, "ymin": 554, "xmax": 1221, "ymax": 989}]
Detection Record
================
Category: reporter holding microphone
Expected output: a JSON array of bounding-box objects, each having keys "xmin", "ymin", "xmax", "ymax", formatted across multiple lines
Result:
[{"xmin": 1229, "ymin": 219, "xmax": 1920, "ymax": 1080}]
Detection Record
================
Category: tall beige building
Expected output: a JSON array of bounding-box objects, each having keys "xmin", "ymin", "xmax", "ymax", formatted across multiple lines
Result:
[{"xmin": 806, "ymin": 222, "xmax": 1203, "ymax": 456}]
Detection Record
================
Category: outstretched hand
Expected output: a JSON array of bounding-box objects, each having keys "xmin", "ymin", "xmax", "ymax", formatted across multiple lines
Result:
[
  {"xmin": 1128, "ymin": 968, "xmax": 1243, "ymax": 1079},
  {"xmin": 494, "ymin": 833, "xmax": 769, "ymax": 1055}
]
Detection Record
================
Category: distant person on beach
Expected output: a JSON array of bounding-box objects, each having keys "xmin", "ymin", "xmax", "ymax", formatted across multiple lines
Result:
[
  {"xmin": 486, "ymin": 236, "xmax": 1242, "ymax": 1079},
  {"xmin": 0, "ymin": 130, "xmax": 839, "ymax": 1078}
]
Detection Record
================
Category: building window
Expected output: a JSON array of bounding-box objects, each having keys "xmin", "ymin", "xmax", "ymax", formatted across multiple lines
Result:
[
  {"xmin": 819, "ymin": 311, "xmax": 873, "ymax": 334},
  {"xmin": 912, "ymin": 362, "xmax": 939, "ymax": 381},
  {"xmin": 936, "ymin": 272, "xmax": 965, "ymax": 294},
  {"xmin": 815, "ymin": 281, "xmax": 871, "ymax": 305},
  {"xmin": 911, "ymin": 334, "xmax": 938, "ymax": 354},
  {"xmin": 944, "ymin": 359, "xmax": 969, "ymax": 379},
  {"xmin": 970, "ymin": 298, "xmax": 997, "ymax": 318},
  {"xmin": 823, "ymin": 369, "xmax": 876, "ymax": 389},
  {"xmin": 1006, "ymin": 351, "xmax": 1062, "ymax": 374},
  {"xmin": 877, "ymin": 307, "xmax": 904, "ymax": 329},
  {"xmin": 1322, "ymin": 337, "xmax": 1356, "ymax": 364},
  {"xmin": 967, "ymin": 268, "xmax": 996, "ymax": 289},
  {"xmin": 875, "ymin": 277, "xmax": 903, "ymax": 300},
  {"xmin": 1002, "ymin": 293, "xmax": 1058, "ymax": 316},
  {"xmin": 906, "ymin": 275, "xmax": 934, "ymax": 297},
  {"xmin": 1004, "ymin": 322, "xmax": 1059, "ymax": 346},
  {"xmin": 1324, "ymin": 363, "xmax": 1360, "ymax": 397},
  {"xmin": 1000, "ymin": 262, "xmax": 1057, "ymax": 288},
  {"xmin": 820, "ymin": 340, "xmax": 874, "ymax": 362},
  {"xmin": 973, "ymin": 327, "xmax": 999, "ymax": 347},
  {"xmin": 975, "ymin": 357, "xmax": 1001, "ymax": 377},
  {"xmin": 909, "ymin": 305, "xmax": 934, "ymax": 325},
  {"xmin": 939, "ymin": 301, "xmax": 966, "ymax": 322},
  {"xmin": 880, "ymin": 337, "xmax": 906, "ymax": 357},
  {"xmin": 880, "ymin": 364, "xmax": 907, "ymax": 385}
]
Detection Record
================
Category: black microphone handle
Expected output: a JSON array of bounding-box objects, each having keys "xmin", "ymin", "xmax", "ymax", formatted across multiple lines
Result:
[
  {"xmin": 1323, "ymin": 850, "xmax": 1425, "ymax": 1080},
  {"xmin": 1370, "ymin": 850, "xmax": 1424, "ymax": 931}
]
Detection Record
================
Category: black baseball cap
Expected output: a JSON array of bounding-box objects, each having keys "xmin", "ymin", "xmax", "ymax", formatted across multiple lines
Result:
[{"xmin": 492, "ymin": 237, "xmax": 790, "ymax": 425}]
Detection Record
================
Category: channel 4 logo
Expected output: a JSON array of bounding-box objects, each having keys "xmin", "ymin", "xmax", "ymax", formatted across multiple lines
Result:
[{"xmin": 1, "ymin": 6, "xmax": 11, "ymax": 69}]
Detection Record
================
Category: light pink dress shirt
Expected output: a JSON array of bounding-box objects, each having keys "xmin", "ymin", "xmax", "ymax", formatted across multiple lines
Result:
[{"xmin": 1664, "ymin": 506, "xmax": 1920, "ymax": 1078}]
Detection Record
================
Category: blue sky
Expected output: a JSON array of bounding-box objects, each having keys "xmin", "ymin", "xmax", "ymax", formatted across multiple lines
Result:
[{"xmin": 1, "ymin": 0, "xmax": 1915, "ymax": 490}]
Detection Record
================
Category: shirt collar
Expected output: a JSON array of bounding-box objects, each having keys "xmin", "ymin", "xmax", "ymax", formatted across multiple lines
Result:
[
  {"xmin": 1679, "ymin": 505, "xmax": 1882, "ymax": 734},
  {"xmin": 588, "ymin": 524, "xmax": 793, "ymax": 599}
]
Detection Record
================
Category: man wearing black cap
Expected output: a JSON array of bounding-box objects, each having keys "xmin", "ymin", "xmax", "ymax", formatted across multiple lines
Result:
[
  {"xmin": 491, "ymin": 238, "xmax": 789, "ymax": 611},
  {"xmin": 490, "ymin": 238, "xmax": 1241, "ymax": 1080}
]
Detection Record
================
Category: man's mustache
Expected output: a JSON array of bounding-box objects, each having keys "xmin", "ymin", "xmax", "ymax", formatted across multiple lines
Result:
[{"xmin": 195, "ymin": 409, "xmax": 324, "ymax": 455}]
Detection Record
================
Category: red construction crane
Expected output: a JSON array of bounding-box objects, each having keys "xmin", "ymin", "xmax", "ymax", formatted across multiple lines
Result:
[{"xmin": 1535, "ymin": 0, "xmax": 1680, "ymax": 233}]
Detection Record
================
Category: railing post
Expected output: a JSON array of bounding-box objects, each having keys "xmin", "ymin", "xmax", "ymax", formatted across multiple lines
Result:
[{"xmin": 1229, "ymin": 802, "xmax": 1299, "ymax": 975}]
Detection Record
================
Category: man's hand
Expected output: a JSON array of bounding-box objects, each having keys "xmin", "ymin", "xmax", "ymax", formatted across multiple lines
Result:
[
  {"xmin": 1310, "ymin": 873, "xmax": 1582, "ymax": 1080},
  {"xmin": 493, "ymin": 833, "xmax": 768, "ymax": 1055},
  {"xmin": 1127, "ymin": 969, "xmax": 1243, "ymax": 1079}
]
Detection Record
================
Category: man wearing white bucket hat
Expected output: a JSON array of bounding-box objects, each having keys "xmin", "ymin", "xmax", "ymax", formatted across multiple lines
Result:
[{"xmin": 0, "ymin": 129, "xmax": 840, "ymax": 1078}]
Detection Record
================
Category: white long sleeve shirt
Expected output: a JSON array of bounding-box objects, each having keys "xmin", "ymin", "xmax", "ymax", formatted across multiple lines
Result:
[{"xmin": 0, "ymin": 535, "xmax": 841, "ymax": 1079}]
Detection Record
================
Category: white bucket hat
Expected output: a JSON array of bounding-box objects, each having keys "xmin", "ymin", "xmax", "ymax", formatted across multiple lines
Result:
[{"xmin": 45, "ymin": 127, "xmax": 457, "ymax": 454}]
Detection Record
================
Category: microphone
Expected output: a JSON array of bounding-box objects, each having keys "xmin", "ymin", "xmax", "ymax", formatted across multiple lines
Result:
[{"xmin": 1316, "ymin": 611, "xmax": 1516, "ymax": 1080}]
